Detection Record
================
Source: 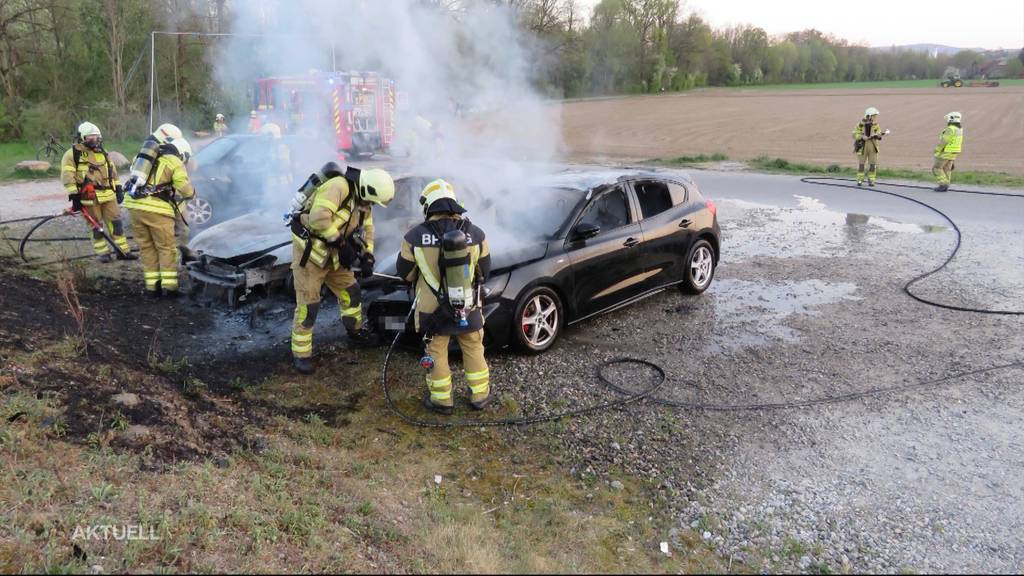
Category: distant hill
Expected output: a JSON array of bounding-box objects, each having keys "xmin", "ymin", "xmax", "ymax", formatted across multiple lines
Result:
[{"xmin": 871, "ymin": 44, "xmax": 985, "ymax": 55}]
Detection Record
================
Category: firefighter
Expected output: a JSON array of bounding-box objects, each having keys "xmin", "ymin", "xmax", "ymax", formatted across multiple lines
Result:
[
  {"xmin": 289, "ymin": 164, "xmax": 395, "ymax": 374},
  {"xmin": 261, "ymin": 123, "xmax": 292, "ymax": 188},
  {"xmin": 396, "ymin": 179, "xmax": 491, "ymax": 414},
  {"xmin": 932, "ymin": 111, "xmax": 964, "ymax": 192},
  {"xmin": 123, "ymin": 138, "xmax": 195, "ymax": 297},
  {"xmin": 60, "ymin": 122, "xmax": 135, "ymax": 262},
  {"xmin": 213, "ymin": 113, "xmax": 228, "ymax": 137},
  {"xmin": 248, "ymin": 110, "xmax": 261, "ymax": 133},
  {"xmin": 853, "ymin": 107, "xmax": 884, "ymax": 186}
]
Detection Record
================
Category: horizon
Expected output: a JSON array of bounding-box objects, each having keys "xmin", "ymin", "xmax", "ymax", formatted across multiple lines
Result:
[{"xmin": 575, "ymin": 0, "xmax": 1023, "ymax": 51}]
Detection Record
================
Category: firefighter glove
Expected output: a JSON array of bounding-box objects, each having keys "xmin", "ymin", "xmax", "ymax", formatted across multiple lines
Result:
[
  {"xmin": 69, "ymin": 193, "xmax": 83, "ymax": 212},
  {"xmin": 359, "ymin": 252, "xmax": 375, "ymax": 279},
  {"xmin": 338, "ymin": 241, "xmax": 359, "ymax": 269},
  {"xmin": 115, "ymin": 185, "xmax": 124, "ymax": 204}
]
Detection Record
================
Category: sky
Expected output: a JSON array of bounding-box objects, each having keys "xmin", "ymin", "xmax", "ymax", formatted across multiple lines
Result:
[{"xmin": 576, "ymin": 0, "xmax": 1024, "ymax": 50}]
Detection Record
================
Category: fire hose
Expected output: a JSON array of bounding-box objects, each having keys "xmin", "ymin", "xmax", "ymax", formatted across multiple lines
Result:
[
  {"xmin": 17, "ymin": 208, "xmax": 131, "ymax": 265},
  {"xmin": 381, "ymin": 176, "xmax": 1024, "ymax": 427}
]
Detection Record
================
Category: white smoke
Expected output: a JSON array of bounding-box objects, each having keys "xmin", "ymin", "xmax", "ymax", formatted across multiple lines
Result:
[{"xmin": 210, "ymin": 0, "xmax": 564, "ymax": 253}]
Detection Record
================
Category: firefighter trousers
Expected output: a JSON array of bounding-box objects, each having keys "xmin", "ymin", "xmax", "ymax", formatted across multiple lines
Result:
[
  {"xmin": 290, "ymin": 247, "xmax": 364, "ymax": 359},
  {"xmin": 84, "ymin": 200, "xmax": 130, "ymax": 255},
  {"xmin": 856, "ymin": 145, "xmax": 879, "ymax": 184},
  {"xmin": 424, "ymin": 329, "xmax": 490, "ymax": 408},
  {"xmin": 933, "ymin": 158, "xmax": 955, "ymax": 185},
  {"xmin": 129, "ymin": 209, "xmax": 178, "ymax": 293}
]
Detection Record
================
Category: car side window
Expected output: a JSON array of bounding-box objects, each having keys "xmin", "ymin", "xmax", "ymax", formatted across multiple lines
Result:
[
  {"xmin": 578, "ymin": 186, "xmax": 630, "ymax": 232},
  {"xmin": 668, "ymin": 182, "xmax": 688, "ymax": 205},
  {"xmin": 634, "ymin": 181, "xmax": 674, "ymax": 219}
]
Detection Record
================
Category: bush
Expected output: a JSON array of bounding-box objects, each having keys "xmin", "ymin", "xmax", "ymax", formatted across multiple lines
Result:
[{"xmin": 19, "ymin": 102, "xmax": 75, "ymax": 143}]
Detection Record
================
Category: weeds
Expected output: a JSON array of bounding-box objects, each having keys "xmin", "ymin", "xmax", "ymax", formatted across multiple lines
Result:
[
  {"xmin": 749, "ymin": 155, "xmax": 1024, "ymax": 187},
  {"xmin": 55, "ymin": 269, "xmax": 85, "ymax": 338},
  {"xmin": 660, "ymin": 152, "xmax": 729, "ymax": 165}
]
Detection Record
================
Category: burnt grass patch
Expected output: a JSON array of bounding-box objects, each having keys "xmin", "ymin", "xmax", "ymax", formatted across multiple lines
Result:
[{"xmin": 0, "ymin": 258, "xmax": 365, "ymax": 465}]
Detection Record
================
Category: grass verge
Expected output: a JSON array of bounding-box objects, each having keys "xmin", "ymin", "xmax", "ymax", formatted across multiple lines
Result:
[
  {"xmin": 747, "ymin": 156, "xmax": 1024, "ymax": 188},
  {"xmin": 0, "ymin": 140, "xmax": 139, "ymax": 182},
  {"xmin": 653, "ymin": 153, "xmax": 730, "ymax": 166},
  {"xmin": 719, "ymin": 78, "xmax": 1024, "ymax": 91}
]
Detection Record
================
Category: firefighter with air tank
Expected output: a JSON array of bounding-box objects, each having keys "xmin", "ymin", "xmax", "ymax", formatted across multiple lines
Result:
[
  {"xmin": 122, "ymin": 124, "xmax": 195, "ymax": 297},
  {"xmin": 396, "ymin": 179, "xmax": 492, "ymax": 414},
  {"xmin": 286, "ymin": 161, "xmax": 395, "ymax": 374}
]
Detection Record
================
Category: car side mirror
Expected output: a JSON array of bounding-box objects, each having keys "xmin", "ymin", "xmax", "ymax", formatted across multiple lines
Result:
[{"xmin": 572, "ymin": 222, "xmax": 601, "ymax": 241}]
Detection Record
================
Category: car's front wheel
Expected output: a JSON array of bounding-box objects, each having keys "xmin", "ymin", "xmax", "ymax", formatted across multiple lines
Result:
[
  {"xmin": 512, "ymin": 286, "xmax": 563, "ymax": 354},
  {"xmin": 681, "ymin": 239, "xmax": 715, "ymax": 294},
  {"xmin": 187, "ymin": 197, "xmax": 213, "ymax": 226}
]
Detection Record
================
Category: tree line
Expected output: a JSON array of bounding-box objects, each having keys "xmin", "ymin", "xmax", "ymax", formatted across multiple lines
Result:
[{"xmin": 0, "ymin": 0, "xmax": 1020, "ymax": 143}]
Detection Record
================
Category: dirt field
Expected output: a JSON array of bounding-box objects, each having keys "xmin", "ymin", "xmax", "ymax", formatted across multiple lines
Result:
[{"xmin": 559, "ymin": 86, "xmax": 1024, "ymax": 175}]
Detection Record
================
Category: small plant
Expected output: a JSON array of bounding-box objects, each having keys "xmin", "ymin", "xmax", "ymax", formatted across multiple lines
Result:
[
  {"xmin": 90, "ymin": 482, "xmax": 116, "ymax": 503},
  {"xmin": 55, "ymin": 270, "xmax": 85, "ymax": 338},
  {"xmin": 110, "ymin": 411, "xmax": 129, "ymax": 432}
]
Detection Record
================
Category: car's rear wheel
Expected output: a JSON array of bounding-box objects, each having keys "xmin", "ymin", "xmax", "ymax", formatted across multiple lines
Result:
[
  {"xmin": 681, "ymin": 239, "xmax": 715, "ymax": 294},
  {"xmin": 512, "ymin": 286, "xmax": 563, "ymax": 354}
]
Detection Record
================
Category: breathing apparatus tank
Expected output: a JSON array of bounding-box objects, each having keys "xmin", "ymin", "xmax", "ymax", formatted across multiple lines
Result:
[
  {"xmin": 125, "ymin": 138, "xmax": 161, "ymax": 198},
  {"xmin": 284, "ymin": 160, "xmax": 347, "ymax": 222},
  {"xmin": 442, "ymin": 229, "xmax": 474, "ymax": 329}
]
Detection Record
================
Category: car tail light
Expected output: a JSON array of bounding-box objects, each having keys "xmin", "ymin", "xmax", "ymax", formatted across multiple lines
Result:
[{"xmin": 705, "ymin": 200, "xmax": 717, "ymax": 216}]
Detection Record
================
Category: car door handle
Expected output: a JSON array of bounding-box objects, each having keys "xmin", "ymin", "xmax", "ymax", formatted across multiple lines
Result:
[
  {"xmin": 623, "ymin": 237, "xmax": 639, "ymax": 248},
  {"xmin": 678, "ymin": 218, "xmax": 692, "ymax": 228}
]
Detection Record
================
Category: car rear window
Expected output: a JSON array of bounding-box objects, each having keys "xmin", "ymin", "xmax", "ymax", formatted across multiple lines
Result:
[{"xmin": 634, "ymin": 181, "xmax": 674, "ymax": 219}]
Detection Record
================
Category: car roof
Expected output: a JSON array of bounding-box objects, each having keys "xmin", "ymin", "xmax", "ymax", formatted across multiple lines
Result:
[{"xmin": 538, "ymin": 165, "xmax": 694, "ymax": 192}]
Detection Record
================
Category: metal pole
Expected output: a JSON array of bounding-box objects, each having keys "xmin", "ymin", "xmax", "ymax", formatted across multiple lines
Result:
[
  {"xmin": 148, "ymin": 31, "xmax": 156, "ymax": 133},
  {"xmin": 332, "ymin": 41, "xmax": 337, "ymax": 72}
]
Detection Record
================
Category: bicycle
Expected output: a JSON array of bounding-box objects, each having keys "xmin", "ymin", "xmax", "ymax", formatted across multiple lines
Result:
[{"xmin": 35, "ymin": 133, "xmax": 67, "ymax": 163}]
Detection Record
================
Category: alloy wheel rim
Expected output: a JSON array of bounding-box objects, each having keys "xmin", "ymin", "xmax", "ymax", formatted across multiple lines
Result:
[{"xmin": 521, "ymin": 294, "xmax": 558, "ymax": 347}]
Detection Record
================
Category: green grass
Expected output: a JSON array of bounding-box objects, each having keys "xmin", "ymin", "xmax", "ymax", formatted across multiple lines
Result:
[
  {"xmin": 721, "ymin": 78, "xmax": 1024, "ymax": 91},
  {"xmin": 748, "ymin": 155, "xmax": 1024, "ymax": 188},
  {"xmin": 656, "ymin": 153, "xmax": 730, "ymax": 165},
  {"xmin": 0, "ymin": 140, "xmax": 139, "ymax": 182}
]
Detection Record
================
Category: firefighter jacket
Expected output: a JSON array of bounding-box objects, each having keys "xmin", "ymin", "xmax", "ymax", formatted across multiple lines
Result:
[
  {"xmin": 60, "ymin": 145, "xmax": 120, "ymax": 205},
  {"xmin": 396, "ymin": 215, "xmax": 491, "ymax": 336},
  {"xmin": 853, "ymin": 120, "xmax": 883, "ymax": 155},
  {"xmin": 213, "ymin": 120, "xmax": 228, "ymax": 136},
  {"xmin": 934, "ymin": 124, "xmax": 964, "ymax": 160},
  {"xmin": 292, "ymin": 176, "xmax": 374, "ymax": 270},
  {"xmin": 122, "ymin": 155, "xmax": 194, "ymax": 218}
]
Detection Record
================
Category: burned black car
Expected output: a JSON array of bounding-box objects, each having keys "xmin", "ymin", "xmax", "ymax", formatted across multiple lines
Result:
[{"xmin": 367, "ymin": 168, "xmax": 721, "ymax": 352}]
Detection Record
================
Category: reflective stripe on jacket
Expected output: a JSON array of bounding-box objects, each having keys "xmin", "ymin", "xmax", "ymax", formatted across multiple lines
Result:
[{"xmin": 292, "ymin": 176, "xmax": 374, "ymax": 269}]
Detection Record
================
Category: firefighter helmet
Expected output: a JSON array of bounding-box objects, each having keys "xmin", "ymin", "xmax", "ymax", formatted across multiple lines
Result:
[
  {"xmin": 77, "ymin": 122, "xmax": 102, "ymax": 148},
  {"xmin": 261, "ymin": 123, "xmax": 282, "ymax": 139},
  {"xmin": 357, "ymin": 169, "xmax": 395, "ymax": 207},
  {"xmin": 170, "ymin": 139, "xmax": 192, "ymax": 163},
  {"xmin": 420, "ymin": 178, "xmax": 465, "ymax": 216},
  {"xmin": 864, "ymin": 107, "xmax": 879, "ymax": 117},
  {"xmin": 250, "ymin": 110, "xmax": 257, "ymax": 118},
  {"xmin": 216, "ymin": 113, "xmax": 225, "ymax": 121},
  {"xmin": 154, "ymin": 123, "xmax": 183, "ymax": 144},
  {"xmin": 945, "ymin": 111, "xmax": 962, "ymax": 123}
]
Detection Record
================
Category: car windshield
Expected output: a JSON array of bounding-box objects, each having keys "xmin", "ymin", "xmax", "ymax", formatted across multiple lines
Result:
[
  {"xmin": 495, "ymin": 187, "xmax": 581, "ymax": 238},
  {"xmin": 194, "ymin": 138, "xmax": 239, "ymax": 169}
]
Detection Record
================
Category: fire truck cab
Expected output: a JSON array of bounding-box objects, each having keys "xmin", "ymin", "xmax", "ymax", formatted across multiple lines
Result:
[{"xmin": 253, "ymin": 71, "xmax": 396, "ymax": 158}]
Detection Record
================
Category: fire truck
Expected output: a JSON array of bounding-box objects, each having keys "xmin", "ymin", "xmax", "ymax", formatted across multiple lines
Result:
[{"xmin": 253, "ymin": 71, "xmax": 397, "ymax": 157}]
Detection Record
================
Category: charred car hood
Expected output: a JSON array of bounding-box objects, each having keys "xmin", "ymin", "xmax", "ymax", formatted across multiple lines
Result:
[{"xmin": 189, "ymin": 214, "xmax": 292, "ymax": 264}]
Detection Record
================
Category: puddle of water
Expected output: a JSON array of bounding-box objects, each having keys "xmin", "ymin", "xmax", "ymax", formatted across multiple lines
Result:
[
  {"xmin": 717, "ymin": 196, "xmax": 949, "ymax": 263},
  {"xmin": 705, "ymin": 278, "xmax": 861, "ymax": 352}
]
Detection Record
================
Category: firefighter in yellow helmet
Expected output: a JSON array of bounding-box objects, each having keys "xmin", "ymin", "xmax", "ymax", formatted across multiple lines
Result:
[
  {"xmin": 932, "ymin": 111, "xmax": 964, "ymax": 192},
  {"xmin": 288, "ymin": 163, "xmax": 395, "ymax": 374},
  {"xmin": 396, "ymin": 179, "xmax": 492, "ymax": 414},
  {"xmin": 852, "ymin": 107, "xmax": 885, "ymax": 186},
  {"xmin": 60, "ymin": 122, "xmax": 136, "ymax": 262},
  {"xmin": 122, "ymin": 138, "xmax": 194, "ymax": 297}
]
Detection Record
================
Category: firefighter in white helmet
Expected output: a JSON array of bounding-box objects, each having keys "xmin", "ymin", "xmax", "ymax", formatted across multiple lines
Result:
[
  {"xmin": 287, "ymin": 163, "xmax": 395, "ymax": 374},
  {"xmin": 122, "ymin": 138, "xmax": 195, "ymax": 297},
  {"xmin": 60, "ymin": 122, "xmax": 136, "ymax": 262},
  {"xmin": 396, "ymin": 179, "xmax": 492, "ymax": 414},
  {"xmin": 932, "ymin": 112, "xmax": 963, "ymax": 192},
  {"xmin": 852, "ymin": 107, "xmax": 885, "ymax": 186},
  {"xmin": 213, "ymin": 113, "xmax": 228, "ymax": 137}
]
